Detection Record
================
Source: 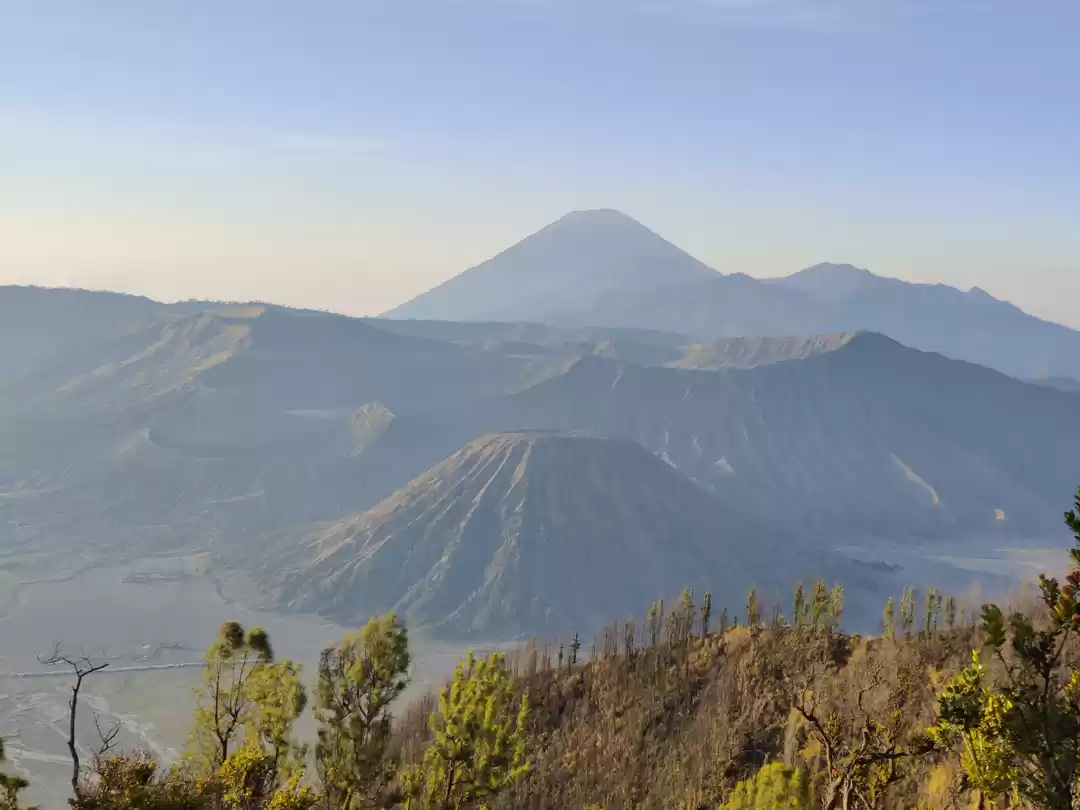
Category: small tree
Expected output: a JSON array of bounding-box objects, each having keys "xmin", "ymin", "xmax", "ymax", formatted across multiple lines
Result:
[
  {"xmin": 701, "ymin": 591, "xmax": 713, "ymax": 638},
  {"xmin": 403, "ymin": 651, "xmax": 529, "ymax": 810},
  {"xmin": 719, "ymin": 606, "xmax": 730, "ymax": 636},
  {"xmin": 926, "ymin": 651, "xmax": 1016, "ymax": 808},
  {"xmin": 944, "ymin": 595, "xmax": 957, "ymax": 632},
  {"xmin": 793, "ymin": 582, "xmax": 807, "ymax": 630},
  {"xmin": 38, "ymin": 647, "xmax": 110, "ymax": 799},
  {"xmin": 899, "ymin": 587, "xmax": 915, "ymax": 637},
  {"xmin": 314, "ymin": 613, "xmax": 410, "ymax": 809},
  {"xmin": 792, "ymin": 659, "xmax": 930, "ymax": 809},
  {"xmin": 746, "ymin": 588, "xmax": 761, "ymax": 628},
  {"xmin": 189, "ymin": 622, "xmax": 275, "ymax": 773},
  {"xmin": 930, "ymin": 486, "xmax": 1080, "ymax": 810},
  {"xmin": 882, "ymin": 597, "xmax": 895, "ymax": 639},
  {"xmin": 828, "ymin": 584, "xmax": 844, "ymax": 633},
  {"xmin": 569, "ymin": 633, "xmax": 581, "ymax": 666},
  {"xmin": 245, "ymin": 659, "xmax": 307, "ymax": 780},
  {"xmin": 923, "ymin": 587, "xmax": 941, "ymax": 637},
  {"xmin": 811, "ymin": 580, "xmax": 829, "ymax": 632}
]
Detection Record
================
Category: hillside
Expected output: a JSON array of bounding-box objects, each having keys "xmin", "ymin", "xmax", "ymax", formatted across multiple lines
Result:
[
  {"xmin": 0, "ymin": 286, "xmax": 166, "ymax": 381},
  {"xmin": 509, "ymin": 333, "xmax": 1080, "ymax": 540},
  {"xmin": 772, "ymin": 263, "xmax": 1080, "ymax": 381},
  {"xmin": 383, "ymin": 209, "xmax": 718, "ymax": 322},
  {"xmin": 1, "ymin": 292, "xmax": 1075, "ymax": 628},
  {"xmin": 263, "ymin": 432, "xmax": 861, "ymax": 638},
  {"xmin": 668, "ymin": 332, "xmax": 860, "ymax": 370}
]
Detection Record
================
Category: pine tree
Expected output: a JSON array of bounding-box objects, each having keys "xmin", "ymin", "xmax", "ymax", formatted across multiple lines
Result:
[
  {"xmin": 767, "ymin": 590, "xmax": 780, "ymax": 628},
  {"xmin": 923, "ymin": 587, "xmax": 940, "ymax": 636},
  {"xmin": 719, "ymin": 605, "xmax": 730, "ymax": 635},
  {"xmin": 828, "ymin": 584, "xmax": 844, "ymax": 632},
  {"xmin": 746, "ymin": 587, "xmax": 760, "ymax": 627},
  {"xmin": 811, "ymin": 579, "xmax": 829, "ymax": 631},
  {"xmin": 569, "ymin": 633, "xmax": 581, "ymax": 666},
  {"xmin": 944, "ymin": 594, "xmax": 957, "ymax": 631},
  {"xmin": 188, "ymin": 621, "xmax": 276, "ymax": 772},
  {"xmin": 899, "ymin": 586, "xmax": 915, "ymax": 637},
  {"xmin": 792, "ymin": 582, "xmax": 807, "ymax": 630},
  {"xmin": 402, "ymin": 651, "xmax": 529, "ymax": 810},
  {"xmin": 314, "ymin": 612, "xmax": 410, "ymax": 809},
  {"xmin": 882, "ymin": 597, "xmax": 895, "ymax": 638},
  {"xmin": 701, "ymin": 591, "xmax": 713, "ymax": 637},
  {"xmin": 244, "ymin": 657, "xmax": 307, "ymax": 778}
]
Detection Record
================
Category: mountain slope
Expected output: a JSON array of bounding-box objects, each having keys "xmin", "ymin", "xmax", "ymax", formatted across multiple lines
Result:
[
  {"xmin": 267, "ymin": 432, "xmax": 850, "ymax": 638},
  {"xmin": 383, "ymin": 210, "xmax": 1080, "ymax": 380},
  {"xmin": 508, "ymin": 333, "xmax": 1080, "ymax": 539},
  {"xmin": 0, "ymin": 286, "xmax": 167, "ymax": 381},
  {"xmin": 772, "ymin": 264, "xmax": 1080, "ymax": 380},
  {"xmin": 383, "ymin": 210, "xmax": 718, "ymax": 322},
  {"xmin": 564, "ymin": 265, "xmax": 1080, "ymax": 380},
  {"xmin": 668, "ymin": 332, "xmax": 860, "ymax": 370}
]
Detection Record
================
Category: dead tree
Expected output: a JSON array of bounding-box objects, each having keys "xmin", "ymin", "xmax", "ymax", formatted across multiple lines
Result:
[
  {"xmin": 789, "ymin": 659, "xmax": 930, "ymax": 810},
  {"xmin": 40, "ymin": 646, "xmax": 110, "ymax": 799}
]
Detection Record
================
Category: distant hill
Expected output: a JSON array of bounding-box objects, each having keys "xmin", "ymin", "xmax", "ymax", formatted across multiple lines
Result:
[
  {"xmin": 3, "ymin": 298, "xmax": 1077, "ymax": 572},
  {"xmin": 0, "ymin": 286, "xmax": 166, "ymax": 380},
  {"xmin": 2, "ymin": 287, "xmax": 1078, "ymax": 639},
  {"xmin": 383, "ymin": 209, "xmax": 718, "ymax": 322},
  {"xmin": 380, "ymin": 212, "xmax": 1080, "ymax": 381},
  {"xmin": 770, "ymin": 264, "xmax": 1080, "ymax": 381},
  {"xmin": 264, "ymin": 432, "xmax": 856, "ymax": 638}
]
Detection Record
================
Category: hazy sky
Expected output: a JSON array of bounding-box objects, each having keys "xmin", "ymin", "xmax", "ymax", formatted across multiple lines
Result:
[{"xmin": 2, "ymin": 0, "xmax": 1078, "ymax": 325}]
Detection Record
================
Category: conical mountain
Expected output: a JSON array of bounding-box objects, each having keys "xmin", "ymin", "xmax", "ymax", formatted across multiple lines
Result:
[
  {"xmin": 269, "ymin": 431, "xmax": 837, "ymax": 638},
  {"xmin": 383, "ymin": 209, "xmax": 718, "ymax": 323}
]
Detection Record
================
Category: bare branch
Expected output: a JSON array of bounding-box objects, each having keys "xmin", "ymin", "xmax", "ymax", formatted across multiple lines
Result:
[{"xmin": 37, "ymin": 644, "xmax": 110, "ymax": 800}]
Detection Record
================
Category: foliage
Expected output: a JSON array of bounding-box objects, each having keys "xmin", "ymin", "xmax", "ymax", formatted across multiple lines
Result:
[
  {"xmin": 188, "ymin": 622, "xmax": 278, "ymax": 772},
  {"xmin": 746, "ymin": 588, "xmax": 761, "ymax": 628},
  {"xmin": 828, "ymin": 585, "xmax": 845, "ymax": 633},
  {"xmin": 0, "ymin": 739, "xmax": 33, "ymax": 810},
  {"xmin": 926, "ymin": 651, "xmax": 1017, "ymax": 806},
  {"xmin": 899, "ymin": 588, "xmax": 915, "ymax": 637},
  {"xmin": 882, "ymin": 598, "xmax": 895, "ymax": 639},
  {"xmin": 928, "ymin": 486, "xmax": 1080, "ymax": 810},
  {"xmin": 71, "ymin": 751, "xmax": 206, "ymax": 810},
  {"xmin": 717, "ymin": 763, "xmax": 811, "ymax": 810},
  {"xmin": 402, "ymin": 651, "xmax": 529, "ymax": 810},
  {"xmin": 245, "ymin": 660, "xmax": 309, "ymax": 778},
  {"xmin": 219, "ymin": 745, "xmax": 317, "ymax": 810},
  {"xmin": 314, "ymin": 612, "xmax": 411, "ymax": 809},
  {"xmin": 791, "ymin": 650, "xmax": 931, "ymax": 810},
  {"xmin": 811, "ymin": 580, "xmax": 829, "ymax": 632}
]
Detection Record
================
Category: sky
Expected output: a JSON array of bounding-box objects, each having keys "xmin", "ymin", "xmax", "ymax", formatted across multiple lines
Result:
[{"xmin": 2, "ymin": 0, "xmax": 1078, "ymax": 325}]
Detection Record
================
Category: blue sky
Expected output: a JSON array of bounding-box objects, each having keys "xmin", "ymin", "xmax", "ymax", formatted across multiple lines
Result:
[{"xmin": 2, "ymin": 0, "xmax": 1078, "ymax": 324}]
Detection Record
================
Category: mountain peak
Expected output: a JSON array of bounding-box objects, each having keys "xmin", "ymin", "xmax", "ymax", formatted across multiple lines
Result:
[
  {"xmin": 274, "ymin": 430, "xmax": 799, "ymax": 638},
  {"xmin": 383, "ymin": 211, "xmax": 717, "ymax": 322},
  {"xmin": 556, "ymin": 208, "xmax": 641, "ymax": 225}
]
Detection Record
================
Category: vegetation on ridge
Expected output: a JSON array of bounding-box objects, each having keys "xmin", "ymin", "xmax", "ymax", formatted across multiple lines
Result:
[{"xmin": 7, "ymin": 488, "xmax": 1080, "ymax": 809}]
